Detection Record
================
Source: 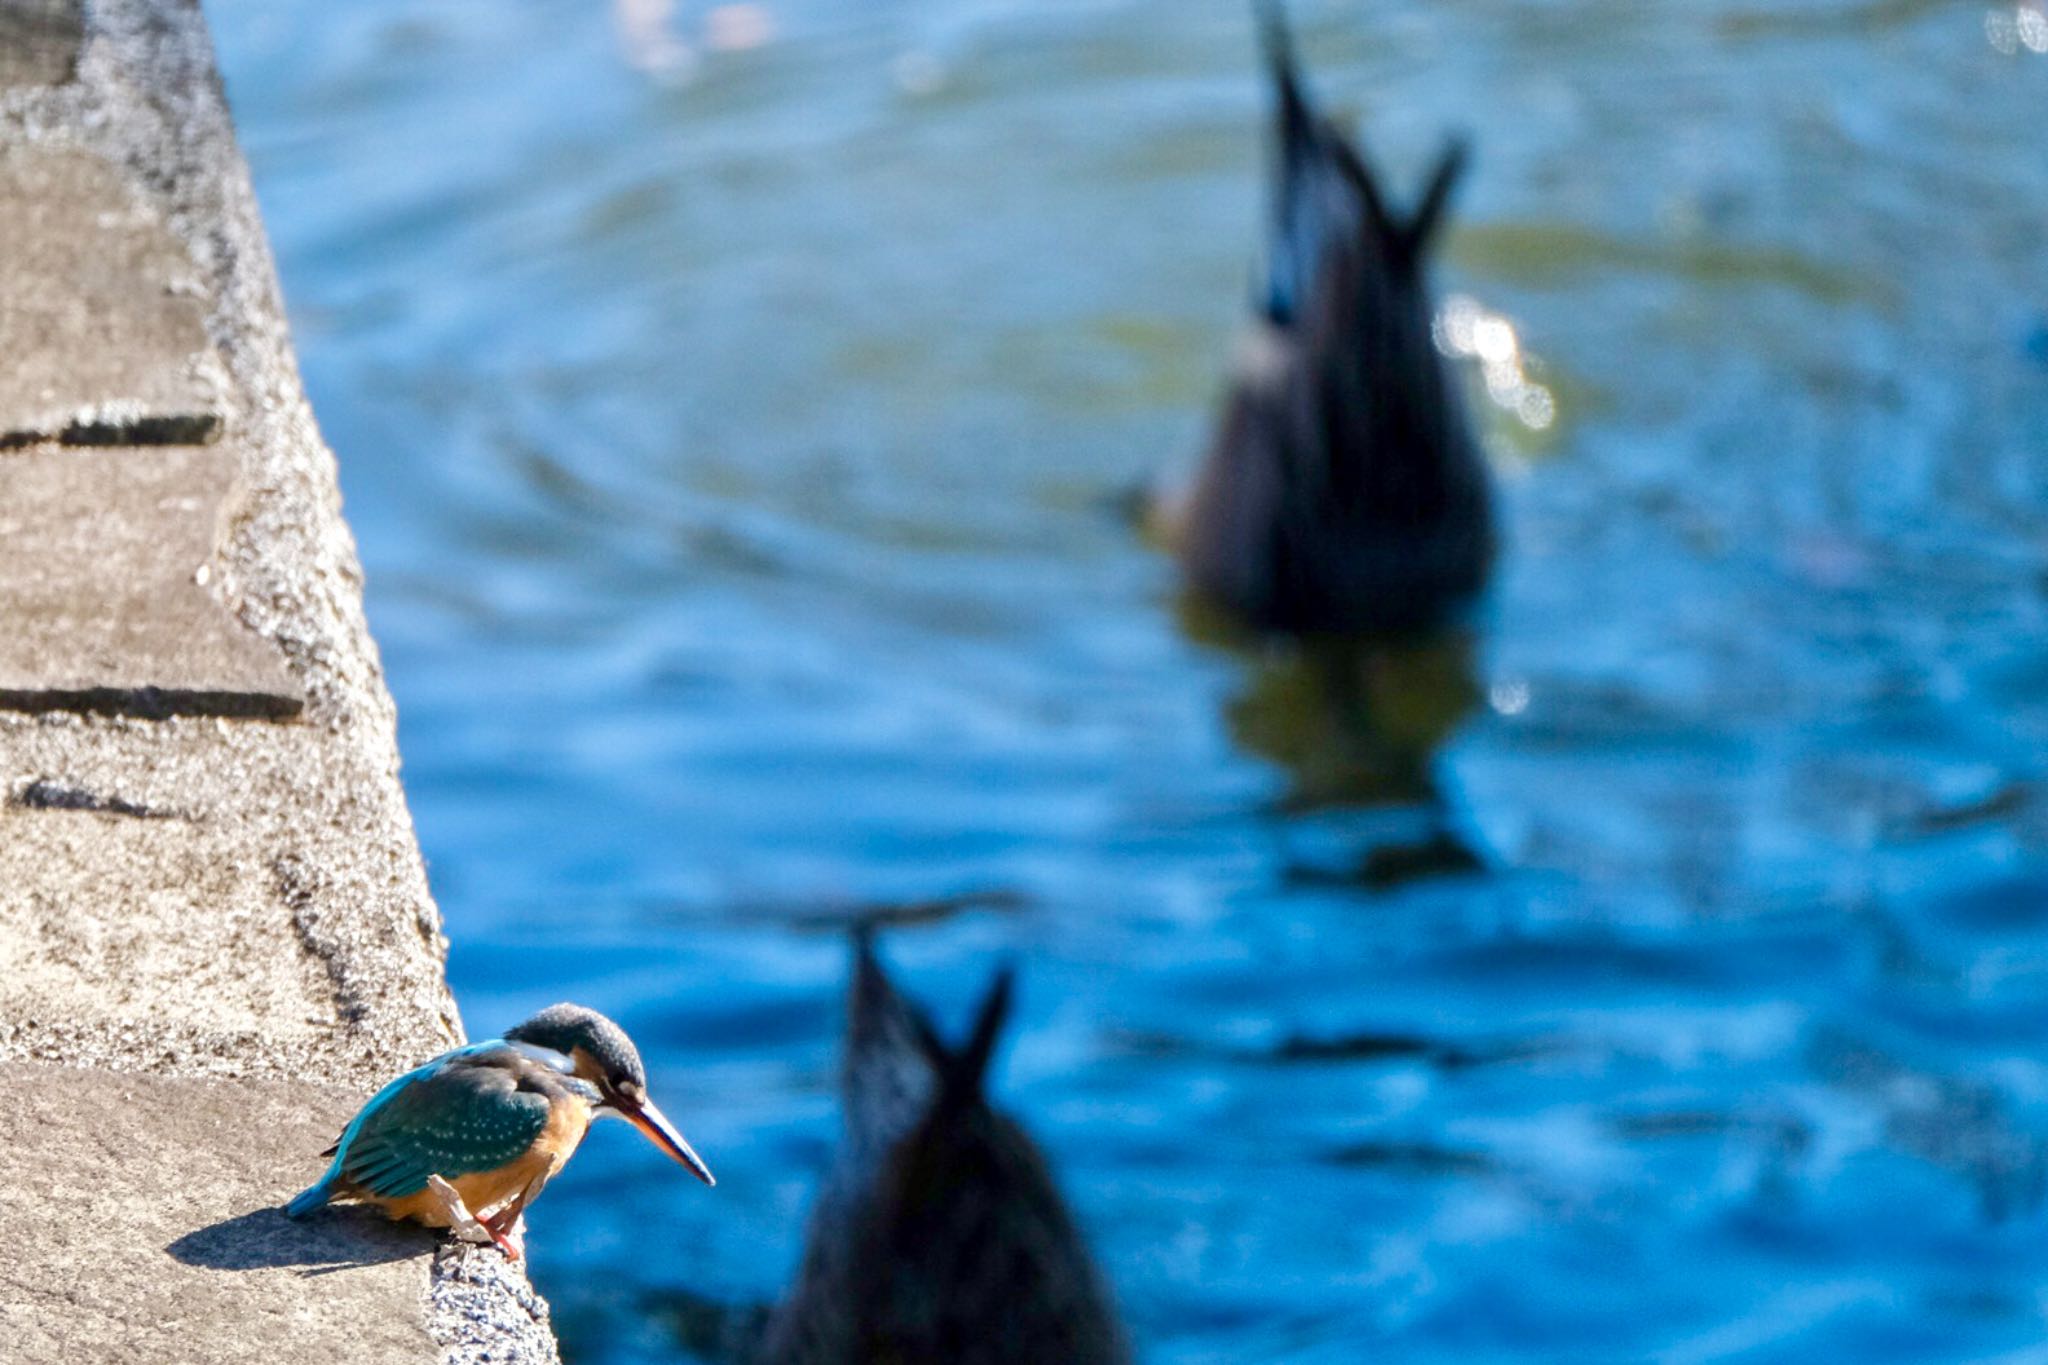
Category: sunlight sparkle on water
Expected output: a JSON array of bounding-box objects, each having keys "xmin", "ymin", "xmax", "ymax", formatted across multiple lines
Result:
[
  {"xmin": 1986, "ymin": 4, "xmax": 2048, "ymax": 53},
  {"xmin": 1435, "ymin": 294, "xmax": 1556, "ymax": 432},
  {"xmin": 705, "ymin": 4, "xmax": 776, "ymax": 53},
  {"xmin": 613, "ymin": 0, "xmax": 696, "ymax": 81}
]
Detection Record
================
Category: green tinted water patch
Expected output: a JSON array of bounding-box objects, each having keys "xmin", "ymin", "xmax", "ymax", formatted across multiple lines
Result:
[
  {"xmin": 1453, "ymin": 220, "xmax": 1894, "ymax": 309},
  {"xmin": 1717, "ymin": 0, "xmax": 1974, "ymax": 39}
]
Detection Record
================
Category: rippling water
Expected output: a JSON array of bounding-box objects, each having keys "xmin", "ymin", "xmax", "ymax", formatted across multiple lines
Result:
[{"xmin": 213, "ymin": 1, "xmax": 2048, "ymax": 1359}]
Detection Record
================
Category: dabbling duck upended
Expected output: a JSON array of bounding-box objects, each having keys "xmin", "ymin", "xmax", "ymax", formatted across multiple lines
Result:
[
  {"xmin": 757, "ymin": 933, "xmax": 1129, "ymax": 1365},
  {"xmin": 285, "ymin": 1003, "xmax": 714, "ymax": 1259},
  {"xmin": 1169, "ymin": 0, "xmax": 1495, "ymax": 639}
]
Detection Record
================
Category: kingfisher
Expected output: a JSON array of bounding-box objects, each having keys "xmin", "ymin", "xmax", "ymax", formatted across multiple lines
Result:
[
  {"xmin": 1164, "ymin": 0, "xmax": 1494, "ymax": 638},
  {"xmin": 285, "ymin": 1003, "xmax": 715, "ymax": 1258}
]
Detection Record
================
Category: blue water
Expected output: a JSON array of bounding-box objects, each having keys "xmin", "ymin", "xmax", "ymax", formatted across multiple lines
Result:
[{"xmin": 212, "ymin": 1, "xmax": 2048, "ymax": 1359}]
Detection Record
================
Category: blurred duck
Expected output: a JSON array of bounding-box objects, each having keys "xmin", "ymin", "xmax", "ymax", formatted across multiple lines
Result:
[
  {"xmin": 756, "ymin": 934, "xmax": 1129, "ymax": 1365},
  {"xmin": 1169, "ymin": 0, "xmax": 1493, "ymax": 637},
  {"xmin": 286, "ymin": 1003, "xmax": 714, "ymax": 1259}
]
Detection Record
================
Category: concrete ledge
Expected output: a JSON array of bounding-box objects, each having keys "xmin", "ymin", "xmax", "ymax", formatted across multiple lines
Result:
[
  {"xmin": 0, "ymin": 1065, "xmax": 435, "ymax": 1365},
  {"xmin": 0, "ymin": 1, "xmax": 84, "ymax": 90},
  {"xmin": 0, "ymin": 444, "xmax": 303, "ymax": 718},
  {"xmin": 0, "ymin": 0, "xmax": 561, "ymax": 1360},
  {"xmin": 0, "ymin": 142, "xmax": 228, "ymax": 448}
]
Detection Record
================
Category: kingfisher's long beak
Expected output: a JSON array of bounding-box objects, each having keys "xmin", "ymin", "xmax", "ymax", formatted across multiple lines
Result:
[{"xmin": 621, "ymin": 1096, "xmax": 716, "ymax": 1186}]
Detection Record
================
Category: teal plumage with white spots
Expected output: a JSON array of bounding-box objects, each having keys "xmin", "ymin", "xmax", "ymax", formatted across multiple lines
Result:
[{"xmin": 286, "ymin": 1040, "xmax": 593, "ymax": 1215}]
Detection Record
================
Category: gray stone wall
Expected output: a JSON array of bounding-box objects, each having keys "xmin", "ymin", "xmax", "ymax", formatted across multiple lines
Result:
[{"xmin": 0, "ymin": 2, "xmax": 558, "ymax": 1359}]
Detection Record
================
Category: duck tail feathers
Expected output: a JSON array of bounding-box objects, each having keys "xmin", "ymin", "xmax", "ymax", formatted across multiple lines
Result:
[
  {"xmin": 1254, "ymin": 0, "xmax": 1312, "ymax": 142},
  {"xmin": 948, "ymin": 964, "xmax": 1016, "ymax": 1101},
  {"xmin": 1400, "ymin": 135, "xmax": 1469, "ymax": 261}
]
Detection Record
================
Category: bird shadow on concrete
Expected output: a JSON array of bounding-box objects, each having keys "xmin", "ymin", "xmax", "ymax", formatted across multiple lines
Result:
[{"xmin": 168, "ymin": 1204, "xmax": 434, "ymax": 1276}]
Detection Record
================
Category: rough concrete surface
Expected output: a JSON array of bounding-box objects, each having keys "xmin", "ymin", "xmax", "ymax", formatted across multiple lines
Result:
[
  {"xmin": 0, "ymin": 444, "xmax": 303, "ymax": 717},
  {"xmin": 0, "ymin": 1065, "xmax": 434, "ymax": 1365},
  {"xmin": 0, "ymin": 143, "xmax": 227, "ymax": 447},
  {"xmin": 0, "ymin": 0, "xmax": 560, "ymax": 1360},
  {"xmin": 0, "ymin": 0, "xmax": 83, "ymax": 90}
]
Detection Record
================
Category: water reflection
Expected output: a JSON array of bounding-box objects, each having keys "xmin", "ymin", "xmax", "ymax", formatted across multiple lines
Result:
[
  {"xmin": 1177, "ymin": 594, "xmax": 1487, "ymax": 882},
  {"xmin": 1215, "ymin": 626, "xmax": 1483, "ymax": 814}
]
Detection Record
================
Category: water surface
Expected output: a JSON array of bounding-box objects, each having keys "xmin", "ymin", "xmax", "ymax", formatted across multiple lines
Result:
[{"xmin": 213, "ymin": 1, "xmax": 2048, "ymax": 1359}]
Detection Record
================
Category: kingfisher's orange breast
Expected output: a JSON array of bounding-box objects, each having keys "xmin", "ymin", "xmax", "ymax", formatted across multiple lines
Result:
[{"xmin": 378, "ymin": 1094, "xmax": 595, "ymax": 1227}]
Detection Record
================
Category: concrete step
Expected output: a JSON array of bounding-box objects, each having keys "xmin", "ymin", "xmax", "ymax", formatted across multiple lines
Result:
[{"xmin": 0, "ymin": 0, "xmax": 564, "ymax": 1358}]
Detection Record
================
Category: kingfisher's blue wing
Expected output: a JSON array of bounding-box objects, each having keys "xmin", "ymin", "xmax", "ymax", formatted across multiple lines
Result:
[{"xmin": 327, "ymin": 1041, "xmax": 557, "ymax": 1199}]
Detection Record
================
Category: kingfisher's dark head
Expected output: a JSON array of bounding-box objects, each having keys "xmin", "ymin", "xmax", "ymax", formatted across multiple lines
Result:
[
  {"xmin": 509, "ymin": 1002, "xmax": 646, "ymax": 1093},
  {"xmin": 507, "ymin": 1002, "xmax": 715, "ymax": 1186}
]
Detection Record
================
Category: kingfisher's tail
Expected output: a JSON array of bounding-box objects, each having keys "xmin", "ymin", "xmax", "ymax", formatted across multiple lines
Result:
[{"xmin": 284, "ymin": 1174, "xmax": 337, "ymax": 1219}]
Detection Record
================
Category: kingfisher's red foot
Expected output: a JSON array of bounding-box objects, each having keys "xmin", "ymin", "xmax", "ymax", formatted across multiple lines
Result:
[
  {"xmin": 482, "ymin": 1206, "xmax": 527, "ymax": 1260},
  {"xmin": 487, "ymin": 1221, "xmax": 523, "ymax": 1260}
]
